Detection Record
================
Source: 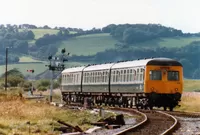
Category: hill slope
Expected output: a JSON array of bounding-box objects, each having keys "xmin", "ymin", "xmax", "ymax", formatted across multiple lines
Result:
[
  {"xmin": 133, "ymin": 36, "xmax": 200, "ymax": 48},
  {"xmin": 9, "ymin": 29, "xmax": 200, "ymax": 78},
  {"xmin": 57, "ymin": 33, "xmax": 117, "ymax": 55}
]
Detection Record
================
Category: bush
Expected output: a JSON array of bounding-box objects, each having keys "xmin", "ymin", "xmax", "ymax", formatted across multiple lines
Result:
[
  {"xmin": 53, "ymin": 81, "xmax": 60, "ymax": 89},
  {"xmin": 37, "ymin": 86, "xmax": 47, "ymax": 91},
  {"xmin": 37, "ymin": 79, "xmax": 50, "ymax": 88},
  {"xmin": 7, "ymin": 76, "xmax": 24, "ymax": 87},
  {"xmin": 19, "ymin": 81, "xmax": 32, "ymax": 91}
]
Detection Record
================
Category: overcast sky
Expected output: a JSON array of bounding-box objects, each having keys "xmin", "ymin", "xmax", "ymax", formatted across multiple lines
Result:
[{"xmin": 0, "ymin": 0, "xmax": 199, "ymax": 33}]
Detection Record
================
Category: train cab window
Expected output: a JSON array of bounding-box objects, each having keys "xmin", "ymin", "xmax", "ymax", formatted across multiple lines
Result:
[
  {"xmin": 168, "ymin": 71, "xmax": 179, "ymax": 81},
  {"xmin": 149, "ymin": 70, "xmax": 162, "ymax": 80}
]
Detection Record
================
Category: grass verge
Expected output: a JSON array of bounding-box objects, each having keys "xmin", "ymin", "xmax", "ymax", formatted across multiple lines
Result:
[
  {"xmin": 175, "ymin": 92, "xmax": 200, "ymax": 112},
  {"xmin": 0, "ymin": 89, "xmax": 102, "ymax": 135}
]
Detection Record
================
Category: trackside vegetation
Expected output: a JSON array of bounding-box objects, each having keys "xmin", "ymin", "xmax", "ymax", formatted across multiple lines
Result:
[{"xmin": 0, "ymin": 92, "xmax": 103, "ymax": 135}]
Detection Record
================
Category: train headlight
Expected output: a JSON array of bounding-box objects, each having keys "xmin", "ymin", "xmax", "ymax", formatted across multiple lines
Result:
[{"xmin": 175, "ymin": 88, "xmax": 178, "ymax": 91}]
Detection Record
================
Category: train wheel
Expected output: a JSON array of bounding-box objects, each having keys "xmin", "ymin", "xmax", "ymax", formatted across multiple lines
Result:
[{"xmin": 164, "ymin": 106, "xmax": 167, "ymax": 111}]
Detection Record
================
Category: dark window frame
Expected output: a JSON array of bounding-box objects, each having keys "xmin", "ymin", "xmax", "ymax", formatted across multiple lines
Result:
[
  {"xmin": 149, "ymin": 70, "xmax": 162, "ymax": 80},
  {"xmin": 167, "ymin": 71, "xmax": 179, "ymax": 81}
]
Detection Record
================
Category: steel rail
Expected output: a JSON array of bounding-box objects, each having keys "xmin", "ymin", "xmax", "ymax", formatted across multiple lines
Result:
[
  {"xmin": 106, "ymin": 107, "xmax": 147, "ymax": 135},
  {"xmin": 158, "ymin": 111, "xmax": 178, "ymax": 135}
]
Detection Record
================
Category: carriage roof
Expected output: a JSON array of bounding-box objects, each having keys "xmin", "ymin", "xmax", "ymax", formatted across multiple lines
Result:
[
  {"xmin": 111, "ymin": 58, "xmax": 153, "ymax": 69},
  {"xmin": 62, "ymin": 58, "xmax": 181, "ymax": 74},
  {"xmin": 83, "ymin": 63, "xmax": 114, "ymax": 71},
  {"xmin": 62, "ymin": 66, "xmax": 85, "ymax": 73}
]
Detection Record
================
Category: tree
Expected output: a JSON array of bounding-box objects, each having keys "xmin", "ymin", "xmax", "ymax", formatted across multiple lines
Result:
[
  {"xmin": 1, "ymin": 68, "xmax": 24, "ymax": 78},
  {"xmin": 13, "ymin": 40, "xmax": 28, "ymax": 53}
]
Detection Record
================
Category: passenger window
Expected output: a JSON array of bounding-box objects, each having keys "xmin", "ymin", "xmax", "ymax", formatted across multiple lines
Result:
[
  {"xmin": 149, "ymin": 70, "xmax": 162, "ymax": 80},
  {"xmin": 105, "ymin": 72, "xmax": 108, "ymax": 82},
  {"xmin": 102, "ymin": 72, "xmax": 105, "ymax": 82},
  {"xmin": 130, "ymin": 69, "xmax": 133, "ymax": 81},
  {"xmin": 127, "ymin": 70, "xmax": 129, "ymax": 82},
  {"xmin": 94, "ymin": 72, "xmax": 97, "ymax": 83},
  {"xmin": 168, "ymin": 71, "xmax": 179, "ymax": 81},
  {"xmin": 90, "ymin": 72, "xmax": 92, "ymax": 83},
  {"xmin": 124, "ymin": 70, "xmax": 126, "ymax": 82},
  {"xmin": 121, "ymin": 70, "xmax": 123, "ymax": 82},
  {"xmin": 77, "ymin": 74, "xmax": 79, "ymax": 83},
  {"xmin": 113, "ymin": 71, "xmax": 115, "ymax": 82},
  {"xmin": 116, "ymin": 71, "xmax": 120, "ymax": 82}
]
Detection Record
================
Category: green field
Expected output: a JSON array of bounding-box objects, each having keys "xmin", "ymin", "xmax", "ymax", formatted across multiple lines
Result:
[
  {"xmin": 19, "ymin": 56, "xmax": 43, "ymax": 62},
  {"xmin": 0, "ymin": 62, "xmax": 87, "ymax": 76},
  {"xmin": 57, "ymin": 33, "xmax": 200, "ymax": 56},
  {"xmin": 29, "ymin": 29, "xmax": 59, "ymax": 39},
  {"xmin": 57, "ymin": 33, "xmax": 117, "ymax": 55},
  {"xmin": 19, "ymin": 29, "xmax": 59, "ymax": 39},
  {"xmin": 183, "ymin": 80, "xmax": 200, "ymax": 92},
  {"xmin": 132, "ymin": 36, "xmax": 200, "ymax": 48},
  {"xmin": 0, "ymin": 63, "xmax": 47, "ymax": 76}
]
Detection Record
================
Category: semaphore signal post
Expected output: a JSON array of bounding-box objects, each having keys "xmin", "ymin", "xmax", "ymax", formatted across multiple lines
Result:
[
  {"xmin": 27, "ymin": 69, "xmax": 35, "ymax": 95},
  {"xmin": 46, "ymin": 48, "xmax": 69, "ymax": 102}
]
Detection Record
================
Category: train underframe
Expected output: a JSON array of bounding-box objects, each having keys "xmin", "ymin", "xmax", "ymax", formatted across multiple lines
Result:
[{"xmin": 61, "ymin": 92, "xmax": 182, "ymax": 111}]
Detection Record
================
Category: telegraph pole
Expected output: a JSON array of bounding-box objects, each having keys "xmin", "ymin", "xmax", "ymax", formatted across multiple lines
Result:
[
  {"xmin": 46, "ymin": 48, "xmax": 69, "ymax": 102},
  {"xmin": 5, "ymin": 48, "xmax": 8, "ymax": 91},
  {"xmin": 50, "ymin": 70, "xmax": 54, "ymax": 102}
]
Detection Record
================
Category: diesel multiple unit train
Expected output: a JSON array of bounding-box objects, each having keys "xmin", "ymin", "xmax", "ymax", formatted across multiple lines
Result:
[{"xmin": 61, "ymin": 57, "xmax": 183, "ymax": 111}]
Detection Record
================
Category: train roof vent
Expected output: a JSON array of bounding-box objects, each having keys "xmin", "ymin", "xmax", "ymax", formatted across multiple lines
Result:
[
  {"xmin": 151, "ymin": 57, "xmax": 154, "ymax": 59},
  {"xmin": 144, "ymin": 58, "xmax": 146, "ymax": 60}
]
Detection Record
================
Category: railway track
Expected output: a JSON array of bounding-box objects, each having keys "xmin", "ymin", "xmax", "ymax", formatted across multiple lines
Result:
[
  {"xmin": 62, "ymin": 103, "xmax": 178, "ymax": 135},
  {"xmin": 164, "ymin": 111, "xmax": 200, "ymax": 135},
  {"xmin": 111, "ymin": 109, "xmax": 178, "ymax": 135}
]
